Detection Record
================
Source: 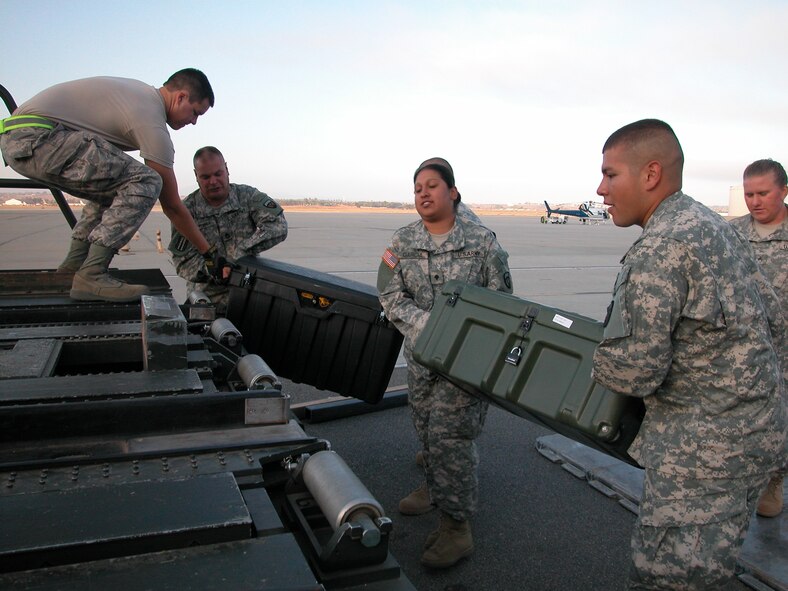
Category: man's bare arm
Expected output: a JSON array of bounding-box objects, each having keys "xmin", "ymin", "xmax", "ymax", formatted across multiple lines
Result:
[{"xmin": 146, "ymin": 159, "xmax": 211, "ymax": 254}]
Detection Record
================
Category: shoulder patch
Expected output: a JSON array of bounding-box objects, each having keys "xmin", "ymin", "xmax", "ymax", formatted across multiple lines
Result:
[
  {"xmin": 257, "ymin": 193, "xmax": 283, "ymax": 216},
  {"xmin": 168, "ymin": 233, "xmax": 191, "ymax": 255},
  {"xmin": 382, "ymin": 248, "xmax": 399, "ymax": 269}
]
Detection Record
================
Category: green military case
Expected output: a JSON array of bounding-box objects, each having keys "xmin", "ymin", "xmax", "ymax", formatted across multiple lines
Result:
[{"xmin": 412, "ymin": 280, "xmax": 643, "ymax": 465}]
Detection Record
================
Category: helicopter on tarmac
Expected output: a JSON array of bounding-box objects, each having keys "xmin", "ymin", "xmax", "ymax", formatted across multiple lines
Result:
[{"xmin": 541, "ymin": 200, "xmax": 609, "ymax": 224}]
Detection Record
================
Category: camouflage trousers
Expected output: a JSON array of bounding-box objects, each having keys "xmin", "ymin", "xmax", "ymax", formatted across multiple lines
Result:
[
  {"xmin": 0, "ymin": 126, "xmax": 162, "ymax": 250},
  {"xmin": 628, "ymin": 469, "xmax": 769, "ymax": 590},
  {"xmin": 404, "ymin": 347, "xmax": 488, "ymax": 522}
]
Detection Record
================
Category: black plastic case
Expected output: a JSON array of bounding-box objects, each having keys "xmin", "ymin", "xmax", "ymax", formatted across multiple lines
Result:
[{"xmin": 227, "ymin": 256, "xmax": 403, "ymax": 404}]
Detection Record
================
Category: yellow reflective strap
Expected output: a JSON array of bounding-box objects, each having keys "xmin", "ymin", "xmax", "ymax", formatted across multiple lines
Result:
[{"xmin": 0, "ymin": 115, "xmax": 56, "ymax": 134}]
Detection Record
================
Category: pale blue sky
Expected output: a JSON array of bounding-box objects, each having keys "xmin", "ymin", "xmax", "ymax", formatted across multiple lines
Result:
[{"xmin": 2, "ymin": 0, "xmax": 786, "ymax": 206}]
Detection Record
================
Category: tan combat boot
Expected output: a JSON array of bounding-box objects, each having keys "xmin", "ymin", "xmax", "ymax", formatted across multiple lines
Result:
[
  {"xmin": 70, "ymin": 243, "xmax": 150, "ymax": 303},
  {"xmin": 398, "ymin": 482, "xmax": 435, "ymax": 515},
  {"xmin": 57, "ymin": 238, "xmax": 90, "ymax": 273},
  {"xmin": 756, "ymin": 475, "xmax": 784, "ymax": 517},
  {"xmin": 421, "ymin": 512, "xmax": 474, "ymax": 568},
  {"xmin": 424, "ymin": 524, "xmax": 440, "ymax": 551}
]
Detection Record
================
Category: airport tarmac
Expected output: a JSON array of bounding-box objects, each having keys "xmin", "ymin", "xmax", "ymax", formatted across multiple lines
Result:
[
  {"xmin": 0, "ymin": 208, "xmax": 783, "ymax": 591},
  {"xmin": 0, "ymin": 208, "xmax": 641, "ymax": 317}
]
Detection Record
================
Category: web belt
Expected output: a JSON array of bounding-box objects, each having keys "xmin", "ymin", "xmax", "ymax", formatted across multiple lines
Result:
[{"xmin": 0, "ymin": 115, "xmax": 57, "ymax": 135}]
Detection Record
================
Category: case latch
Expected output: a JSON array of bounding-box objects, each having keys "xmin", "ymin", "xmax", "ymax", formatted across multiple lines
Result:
[
  {"xmin": 241, "ymin": 271, "xmax": 256, "ymax": 288},
  {"xmin": 520, "ymin": 306, "xmax": 539, "ymax": 333}
]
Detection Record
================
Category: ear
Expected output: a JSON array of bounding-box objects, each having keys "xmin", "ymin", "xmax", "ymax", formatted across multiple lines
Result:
[
  {"xmin": 176, "ymin": 90, "xmax": 189, "ymax": 104},
  {"xmin": 450, "ymin": 186, "xmax": 459, "ymax": 201},
  {"xmin": 642, "ymin": 160, "xmax": 662, "ymax": 190}
]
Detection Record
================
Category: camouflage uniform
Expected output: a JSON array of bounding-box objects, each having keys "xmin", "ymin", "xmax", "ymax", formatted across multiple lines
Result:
[
  {"xmin": 592, "ymin": 191, "xmax": 787, "ymax": 590},
  {"xmin": 0, "ymin": 126, "xmax": 161, "ymax": 250},
  {"xmin": 456, "ymin": 201, "xmax": 484, "ymax": 226},
  {"xmin": 729, "ymin": 209, "xmax": 788, "ymax": 379},
  {"xmin": 378, "ymin": 211, "xmax": 512, "ymax": 521},
  {"xmin": 1, "ymin": 77, "xmax": 175, "ymax": 251},
  {"xmin": 169, "ymin": 183, "xmax": 287, "ymax": 312},
  {"xmin": 730, "ymin": 208, "xmax": 788, "ymax": 480}
]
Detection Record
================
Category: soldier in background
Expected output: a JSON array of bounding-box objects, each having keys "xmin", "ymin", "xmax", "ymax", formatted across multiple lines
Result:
[
  {"xmin": 592, "ymin": 119, "xmax": 786, "ymax": 590},
  {"xmin": 0, "ymin": 69, "xmax": 220, "ymax": 302},
  {"xmin": 377, "ymin": 157, "xmax": 512, "ymax": 569},
  {"xmin": 729, "ymin": 158, "xmax": 787, "ymax": 518},
  {"xmin": 170, "ymin": 146, "xmax": 288, "ymax": 314}
]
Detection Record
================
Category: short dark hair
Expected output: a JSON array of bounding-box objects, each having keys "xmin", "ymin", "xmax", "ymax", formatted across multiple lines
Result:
[
  {"xmin": 743, "ymin": 159, "xmax": 787, "ymax": 187},
  {"xmin": 193, "ymin": 145, "xmax": 224, "ymax": 166},
  {"xmin": 164, "ymin": 68, "xmax": 214, "ymax": 107},
  {"xmin": 603, "ymin": 118, "xmax": 684, "ymax": 168}
]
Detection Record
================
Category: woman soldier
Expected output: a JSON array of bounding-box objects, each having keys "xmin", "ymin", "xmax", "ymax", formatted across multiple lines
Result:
[{"xmin": 377, "ymin": 157, "xmax": 512, "ymax": 568}]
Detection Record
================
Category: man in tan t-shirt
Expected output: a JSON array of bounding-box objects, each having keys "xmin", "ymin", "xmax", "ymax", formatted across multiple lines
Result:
[{"xmin": 0, "ymin": 68, "xmax": 224, "ymax": 302}]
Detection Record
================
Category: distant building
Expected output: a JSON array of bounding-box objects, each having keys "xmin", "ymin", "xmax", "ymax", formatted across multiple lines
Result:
[{"xmin": 3, "ymin": 198, "xmax": 24, "ymax": 206}]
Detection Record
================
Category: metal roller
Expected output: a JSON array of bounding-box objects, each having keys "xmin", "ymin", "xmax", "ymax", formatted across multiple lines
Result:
[
  {"xmin": 302, "ymin": 450, "xmax": 384, "ymax": 546},
  {"xmin": 209, "ymin": 317, "xmax": 242, "ymax": 347},
  {"xmin": 237, "ymin": 354, "xmax": 277, "ymax": 389},
  {"xmin": 187, "ymin": 290, "xmax": 210, "ymax": 304}
]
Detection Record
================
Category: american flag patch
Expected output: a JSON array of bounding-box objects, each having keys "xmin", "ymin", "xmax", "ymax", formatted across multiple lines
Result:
[{"xmin": 382, "ymin": 248, "xmax": 399, "ymax": 269}]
